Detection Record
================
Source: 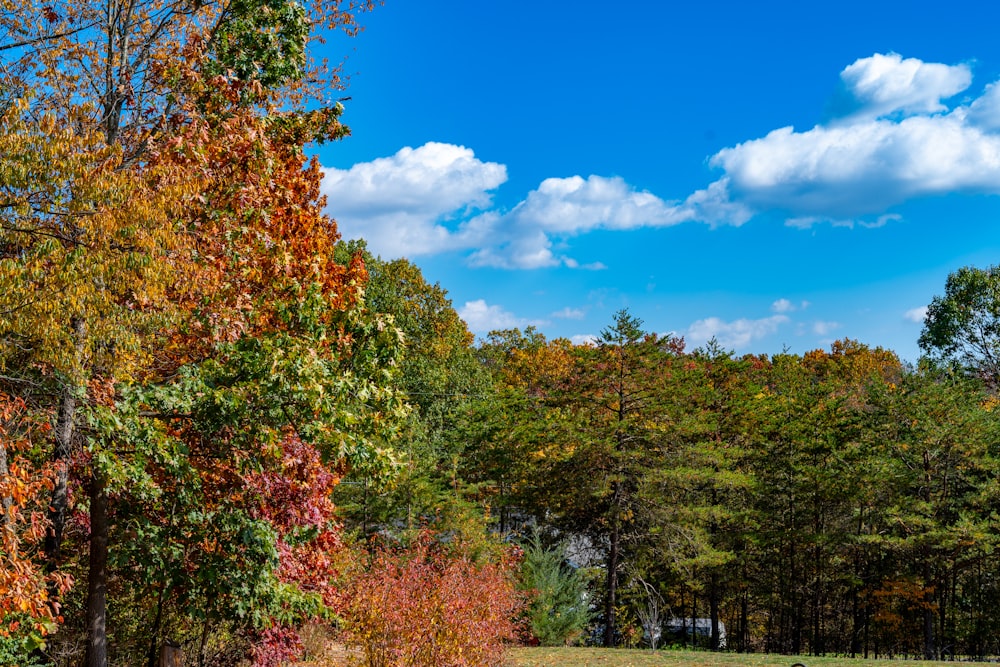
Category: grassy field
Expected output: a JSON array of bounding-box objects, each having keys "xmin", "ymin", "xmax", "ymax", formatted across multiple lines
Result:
[
  {"xmin": 297, "ymin": 640, "xmax": 999, "ymax": 667},
  {"xmin": 506, "ymin": 647, "xmax": 999, "ymax": 667}
]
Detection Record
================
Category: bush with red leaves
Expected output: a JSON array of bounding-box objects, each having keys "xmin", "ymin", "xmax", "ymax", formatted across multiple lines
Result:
[{"xmin": 340, "ymin": 531, "xmax": 526, "ymax": 667}]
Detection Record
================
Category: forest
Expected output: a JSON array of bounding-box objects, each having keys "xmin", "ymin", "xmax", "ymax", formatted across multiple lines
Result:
[
  {"xmin": 328, "ymin": 256, "xmax": 1000, "ymax": 662},
  {"xmin": 2, "ymin": 0, "xmax": 1000, "ymax": 665}
]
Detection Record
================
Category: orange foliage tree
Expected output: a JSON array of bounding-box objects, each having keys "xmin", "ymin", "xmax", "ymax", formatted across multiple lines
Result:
[
  {"xmin": 0, "ymin": 394, "xmax": 71, "ymax": 656},
  {"xmin": 0, "ymin": 0, "xmax": 400, "ymax": 665}
]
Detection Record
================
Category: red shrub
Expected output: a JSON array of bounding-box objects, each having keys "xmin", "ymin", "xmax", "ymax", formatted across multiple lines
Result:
[{"xmin": 340, "ymin": 532, "xmax": 526, "ymax": 667}]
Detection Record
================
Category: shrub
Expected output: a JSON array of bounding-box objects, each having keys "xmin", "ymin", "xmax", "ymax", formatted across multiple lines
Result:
[{"xmin": 340, "ymin": 531, "xmax": 525, "ymax": 667}]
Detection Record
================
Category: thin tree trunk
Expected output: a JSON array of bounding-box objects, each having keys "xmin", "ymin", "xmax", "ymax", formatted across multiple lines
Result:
[
  {"xmin": 0, "ymin": 438, "xmax": 10, "ymax": 524},
  {"xmin": 710, "ymin": 570, "xmax": 720, "ymax": 651},
  {"xmin": 147, "ymin": 582, "xmax": 166, "ymax": 667},
  {"xmin": 603, "ymin": 491, "xmax": 620, "ymax": 648},
  {"xmin": 85, "ymin": 471, "xmax": 110, "ymax": 667},
  {"xmin": 45, "ymin": 317, "xmax": 84, "ymax": 565},
  {"xmin": 198, "ymin": 618, "xmax": 211, "ymax": 667},
  {"xmin": 923, "ymin": 557, "xmax": 936, "ymax": 659}
]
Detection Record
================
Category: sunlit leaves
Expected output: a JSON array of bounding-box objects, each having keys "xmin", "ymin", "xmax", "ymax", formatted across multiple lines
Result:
[{"xmin": 0, "ymin": 394, "xmax": 70, "ymax": 639}]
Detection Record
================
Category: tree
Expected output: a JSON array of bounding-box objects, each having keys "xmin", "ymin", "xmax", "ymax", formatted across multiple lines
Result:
[
  {"xmin": 920, "ymin": 265, "xmax": 1000, "ymax": 385},
  {"xmin": 643, "ymin": 344, "xmax": 755, "ymax": 652},
  {"xmin": 332, "ymin": 244, "xmax": 492, "ymax": 540},
  {"xmin": 865, "ymin": 363, "xmax": 1000, "ymax": 659},
  {"xmin": 463, "ymin": 327, "xmax": 574, "ymax": 535},
  {"xmin": 0, "ymin": 0, "xmax": 387, "ymax": 663},
  {"xmin": 539, "ymin": 310, "xmax": 679, "ymax": 647},
  {"xmin": 518, "ymin": 533, "xmax": 591, "ymax": 646},
  {"xmin": 0, "ymin": 394, "xmax": 71, "ymax": 658}
]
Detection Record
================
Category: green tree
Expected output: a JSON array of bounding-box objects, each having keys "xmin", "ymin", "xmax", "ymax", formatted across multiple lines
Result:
[
  {"xmin": 920, "ymin": 265, "xmax": 1000, "ymax": 384},
  {"xmin": 541, "ymin": 310, "xmax": 677, "ymax": 647},
  {"xmin": 332, "ymin": 244, "xmax": 493, "ymax": 540},
  {"xmin": 644, "ymin": 343, "xmax": 755, "ymax": 652},
  {"xmin": 0, "ymin": 0, "xmax": 384, "ymax": 663},
  {"xmin": 519, "ymin": 533, "xmax": 591, "ymax": 646},
  {"xmin": 866, "ymin": 363, "xmax": 1000, "ymax": 659}
]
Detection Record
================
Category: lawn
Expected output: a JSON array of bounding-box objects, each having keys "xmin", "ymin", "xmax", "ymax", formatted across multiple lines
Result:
[
  {"xmin": 506, "ymin": 647, "xmax": 999, "ymax": 667},
  {"xmin": 297, "ymin": 639, "xmax": 998, "ymax": 667}
]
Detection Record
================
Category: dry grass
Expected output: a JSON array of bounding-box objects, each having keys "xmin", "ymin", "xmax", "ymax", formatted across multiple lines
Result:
[
  {"xmin": 295, "ymin": 637, "xmax": 1000, "ymax": 667},
  {"xmin": 506, "ymin": 647, "xmax": 999, "ymax": 667}
]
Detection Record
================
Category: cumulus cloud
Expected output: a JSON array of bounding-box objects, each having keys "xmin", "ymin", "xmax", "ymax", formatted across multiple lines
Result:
[
  {"xmin": 321, "ymin": 142, "xmax": 506, "ymax": 257},
  {"xmin": 687, "ymin": 315, "xmax": 790, "ymax": 351},
  {"xmin": 468, "ymin": 175, "xmax": 732, "ymax": 269},
  {"xmin": 703, "ymin": 53, "xmax": 1000, "ymax": 225},
  {"xmin": 322, "ymin": 147, "xmax": 752, "ymax": 268},
  {"xmin": 712, "ymin": 113, "xmax": 1000, "ymax": 220},
  {"xmin": 322, "ymin": 53, "xmax": 1000, "ymax": 267},
  {"xmin": 457, "ymin": 299, "xmax": 546, "ymax": 333},
  {"xmin": 966, "ymin": 81, "xmax": 1000, "ymax": 131},
  {"xmin": 840, "ymin": 53, "xmax": 971, "ymax": 119},
  {"xmin": 905, "ymin": 306, "xmax": 929, "ymax": 323}
]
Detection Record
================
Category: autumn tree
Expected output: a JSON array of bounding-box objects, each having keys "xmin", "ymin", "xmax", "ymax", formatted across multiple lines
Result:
[
  {"xmin": 539, "ymin": 310, "xmax": 680, "ymax": 647},
  {"xmin": 0, "ymin": 394, "xmax": 71, "ymax": 660},
  {"xmin": 464, "ymin": 327, "xmax": 574, "ymax": 535},
  {"xmin": 0, "ymin": 0, "xmax": 389, "ymax": 664}
]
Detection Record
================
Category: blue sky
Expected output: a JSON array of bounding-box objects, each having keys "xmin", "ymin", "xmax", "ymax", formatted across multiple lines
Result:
[{"xmin": 313, "ymin": 0, "xmax": 1000, "ymax": 362}]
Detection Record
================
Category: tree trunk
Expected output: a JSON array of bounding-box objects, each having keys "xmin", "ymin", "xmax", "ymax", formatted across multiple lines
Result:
[
  {"xmin": 158, "ymin": 643, "xmax": 183, "ymax": 667},
  {"xmin": 603, "ymin": 495, "xmax": 620, "ymax": 648},
  {"xmin": 85, "ymin": 471, "xmax": 110, "ymax": 667},
  {"xmin": 45, "ymin": 379, "xmax": 78, "ymax": 563},
  {"xmin": 710, "ymin": 571, "xmax": 720, "ymax": 651},
  {"xmin": 0, "ymin": 438, "xmax": 10, "ymax": 524},
  {"xmin": 45, "ymin": 316, "xmax": 84, "ymax": 566},
  {"xmin": 922, "ymin": 559, "xmax": 935, "ymax": 660}
]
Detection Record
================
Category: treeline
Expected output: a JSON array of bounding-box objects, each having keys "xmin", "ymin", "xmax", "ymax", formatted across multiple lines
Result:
[{"xmin": 336, "ymin": 261, "xmax": 1000, "ymax": 662}]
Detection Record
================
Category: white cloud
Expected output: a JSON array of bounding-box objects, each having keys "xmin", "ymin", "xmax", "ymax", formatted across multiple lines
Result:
[
  {"xmin": 322, "ymin": 54, "xmax": 1000, "ymax": 268},
  {"xmin": 772, "ymin": 298, "xmax": 811, "ymax": 313},
  {"xmin": 458, "ymin": 299, "xmax": 546, "ymax": 333},
  {"xmin": 812, "ymin": 320, "xmax": 841, "ymax": 336},
  {"xmin": 324, "ymin": 147, "xmax": 711, "ymax": 268},
  {"xmin": 552, "ymin": 307, "xmax": 586, "ymax": 320},
  {"xmin": 469, "ymin": 175, "xmax": 717, "ymax": 269},
  {"xmin": 967, "ymin": 81, "xmax": 1000, "ymax": 131},
  {"xmin": 571, "ymin": 334, "xmax": 598, "ymax": 346},
  {"xmin": 697, "ymin": 54, "xmax": 1000, "ymax": 226},
  {"xmin": 686, "ymin": 315, "xmax": 789, "ymax": 351},
  {"xmin": 710, "ymin": 113, "xmax": 1000, "ymax": 220},
  {"xmin": 515, "ymin": 175, "xmax": 686, "ymax": 233},
  {"xmin": 905, "ymin": 306, "xmax": 929, "ymax": 323},
  {"xmin": 840, "ymin": 53, "xmax": 971, "ymax": 119},
  {"xmin": 772, "ymin": 298, "xmax": 795, "ymax": 313},
  {"xmin": 321, "ymin": 142, "xmax": 506, "ymax": 257}
]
